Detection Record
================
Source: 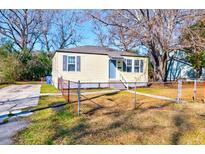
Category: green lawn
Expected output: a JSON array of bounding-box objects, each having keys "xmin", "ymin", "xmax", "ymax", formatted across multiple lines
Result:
[
  {"xmin": 13, "ymin": 95, "xmax": 82, "ymax": 144},
  {"xmin": 0, "ymin": 84, "xmax": 9, "ymax": 89},
  {"xmin": 135, "ymin": 88, "xmax": 161, "ymax": 93},
  {"xmin": 40, "ymin": 84, "xmax": 59, "ymax": 93},
  {"xmin": 13, "ymin": 90, "xmax": 205, "ymax": 144},
  {"xmin": 12, "ymin": 81, "xmax": 205, "ymax": 145}
]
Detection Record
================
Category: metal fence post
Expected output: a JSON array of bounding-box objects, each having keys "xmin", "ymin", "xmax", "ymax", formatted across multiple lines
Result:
[
  {"xmin": 58, "ymin": 78, "xmax": 60, "ymax": 89},
  {"xmin": 177, "ymin": 79, "xmax": 182, "ymax": 103},
  {"xmin": 193, "ymin": 79, "xmax": 197, "ymax": 101},
  {"xmin": 77, "ymin": 80, "xmax": 81, "ymax": 116},
  {"xmin": 134, "ymin": 81, "xmax": 137, "ymax": 106},
  {"xmin": 204, "ymin": 82, "xmax": 205, "ymax": 103}
]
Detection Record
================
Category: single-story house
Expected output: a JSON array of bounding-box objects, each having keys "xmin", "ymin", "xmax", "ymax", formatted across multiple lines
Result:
[
  {"xmin": 52, "ymin": 45, "xmax": 148, "ymax": 89},
  {"xmin": 166, "ymin": 50, "xmax": 205, "ymax": 81}
]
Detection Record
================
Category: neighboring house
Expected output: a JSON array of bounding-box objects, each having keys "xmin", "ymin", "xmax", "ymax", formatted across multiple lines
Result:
[
  {"xmin": 166, "ymin": 50, "xmax": 205, "ymax": 81},
  {"xmin": 52, "ymin": 46, "xmax": 148, "ymax": 89}
]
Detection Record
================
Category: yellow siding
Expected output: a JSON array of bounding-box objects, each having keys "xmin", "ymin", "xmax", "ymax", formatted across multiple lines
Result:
[
  {"xmin": 51, "ymin": 53, "xmax": 59, "ymax": 87},
  {"xmin": 120, "ymin": 56, "xmax": 148, "ymax": 82},
  {"xmin": 52, "ymin": 52, "xmax": 148, "ymax": 88},
  {"xmin": 55, "ymin": 52, "xmax": 109, "ymax": 83}
]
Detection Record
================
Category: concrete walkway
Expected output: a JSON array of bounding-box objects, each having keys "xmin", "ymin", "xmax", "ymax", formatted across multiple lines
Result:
[
  {"xmin": 69, "ymin": 89, "xmax": 120, "ymax": 96},
  {"xmin": 81, "ymin": 89, "xmax": 120, "ymax": 95},
  {"xmin": 127, "ymin": 90, "xmax": 186, "ymax": 103},
  {"xmin": 0, "ymin": 84, "xmax": 41, "ymax": 145}
]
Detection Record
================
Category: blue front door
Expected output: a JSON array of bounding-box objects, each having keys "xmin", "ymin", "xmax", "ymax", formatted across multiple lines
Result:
[{"xmin": 109, "ymin": 60, "xmax": 116, "ymax": 79}]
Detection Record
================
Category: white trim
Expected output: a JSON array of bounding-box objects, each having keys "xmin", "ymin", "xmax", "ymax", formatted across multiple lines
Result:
[
  {"xmin": 67, "ymin": 55, "xmax": 77, "ymax": 72},
  {"xmin": 134, "ymin": 60, "xmax": 140, "ymax": 73},
  {"xmin": 133, "ymin": 59, "xmax": 144, "ymax": 73},
  {"xmin": 132, "ymin": 59, "xmax": 134, "ymax": 73},
  {"xmin": 140, "ymin": 59, "xmax": 144, "ymax": 73},
  {"xmin": 116, "ymin": 60, "xmax": 122, "ymax": 80},
  {"xmin": 126, "ymin": 59, "xmax": 132, "ymax": 73}
]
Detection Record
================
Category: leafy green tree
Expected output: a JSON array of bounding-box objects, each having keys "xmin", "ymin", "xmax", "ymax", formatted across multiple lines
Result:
[
  {"xmin": 1, "ymin": 55, "xmax": 21, "ymax": 83},
  {"xmin": 0, "ymin": 41, "xmax": 52, "ymax": 82},
  {"xmin": 0, "ymin": 43, "xmax": 21, "ymax": 83},
  {"xmin": 187, "ymin": 52, "xmax": 205, "ymax": 78},
  {"xmin": 17, "ymin": 50, "xmax": 52, "ymax": 81},
  {"xmin": 181, "ymin": 21, "xmax": 205, "ymax": 79},
  {"xmin": 18, "ymin": 49, "xmax": 32, "ymax": 64},
  {"xmin": 25, "ymin": 52, "xmax": 52, "ymax": 80}
]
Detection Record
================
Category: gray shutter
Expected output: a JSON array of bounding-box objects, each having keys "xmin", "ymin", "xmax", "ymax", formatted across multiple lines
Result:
[
  {"xmin": 76, "ymin": 56, "xmax": 81, "ymax": 71},
  {"xmin": 63, "ymin": 55, "xmax": 67, "ymax": 71}
]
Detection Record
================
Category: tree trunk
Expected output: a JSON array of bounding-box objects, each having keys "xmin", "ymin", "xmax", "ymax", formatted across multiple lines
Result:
[
  {"xmin": 196, "ymin": 67, "xmax": 202, "ymax": 79},
  {"xmin": 148, "ymin": 45, "xmax": 168, "ymax": 82}
]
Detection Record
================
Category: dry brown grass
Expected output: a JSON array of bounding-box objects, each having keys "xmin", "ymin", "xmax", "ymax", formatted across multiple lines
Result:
[
  {"xmin": 66, "ymin": 91, "xmax": 205, "ymax": 144},
  {"xmin": 15, "ymin": 88, "xmax": 205, "ymax": 145},
  {"xmin": 136, "ymin": 82, "xmax": 205, "ymax": 103}
]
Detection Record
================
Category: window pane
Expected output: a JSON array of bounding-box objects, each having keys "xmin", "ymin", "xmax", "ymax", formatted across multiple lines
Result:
[
  {"xmin": 127, "ymin": 59, "xmax": 132, "ymax": 66},
  {"xmin": 68, "ymin": 56, "xmax": 75, "ymax": 63},
  {"xmin": 126, "ymin": 59, "xmax": 132, "ymax": 72},
  {"xmin": 68, "ymin": 64, "xmax": 75, "ymax": 71},
  {"xmin": 127, "ymin": 67, "xmax": 132, "ymax": 72},
  {"xmin": 134, "ymin": 67, "xmax": 139, "ymax": 73},
  {"xmin": 140, "ymin": 60, "xmax": 144, "ymax": 73},
  {"xmin": 135, "ymin": 60, "xmax": 139, "ymax": 66}
]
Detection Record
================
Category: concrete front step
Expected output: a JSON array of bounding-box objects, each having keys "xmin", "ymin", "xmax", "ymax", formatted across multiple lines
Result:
[{"xmin": 109, "ymin": 81, "xmax": 126, "ymax": 90}]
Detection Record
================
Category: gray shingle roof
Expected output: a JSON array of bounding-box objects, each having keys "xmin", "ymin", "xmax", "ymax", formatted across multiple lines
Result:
[{"xmin": 56, "ymin": 45, "xmax": 147, "ymax": 58}]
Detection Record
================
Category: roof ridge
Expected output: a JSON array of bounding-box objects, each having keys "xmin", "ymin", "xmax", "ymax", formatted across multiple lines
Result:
[{"xmin": 56, "ymin": 45, "xmax": 148, "ymax": 58}]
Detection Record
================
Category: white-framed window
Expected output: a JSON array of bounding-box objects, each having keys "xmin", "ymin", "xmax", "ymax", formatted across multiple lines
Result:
[
  {"xmin": 134, "ymin": 59, "xmax": 144, "ymax": 73},
  {"xmin": 134, "ymin": 60, "xmax": 140, "ymax": 73},
  {"xmin": 63, "ymin": 55, "xmax": 81, "ymax": 72},
  {"xmin": 126, "ymin": 59, "xmax": 132, "ymax": 72},
  {"xmin": 67, "ymin": 56, "xmax": 76, "ymax": 71}
]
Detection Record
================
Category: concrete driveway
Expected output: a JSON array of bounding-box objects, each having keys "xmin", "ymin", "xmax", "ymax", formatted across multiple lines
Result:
[{"xmin": 0, "ymin": 84, "xmax": 41, "ymax": 145}]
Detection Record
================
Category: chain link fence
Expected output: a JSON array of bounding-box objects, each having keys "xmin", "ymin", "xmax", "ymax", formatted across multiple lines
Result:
[
  {"xmin": 58, "ymin": 78, "xmax": 139, "ymax": 115},
  {"xmin": 134, "ymin": 80, "xmax": 205, "ymax": 103},
  {"xmin": 58, "ymin": 77, "xmax": 205, "ymax": 116}
]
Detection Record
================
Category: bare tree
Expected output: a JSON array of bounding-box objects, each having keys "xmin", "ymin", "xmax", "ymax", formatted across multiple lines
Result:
[
  {"xmin": 90, "ymin": 10, "xmax": 138, "ymax": 51},
  {"xmin": 180, "ymin": 19, "xmax": 205, "ymax": 78},
  {"xmin": 51, "ymin": 10, "xmax": 82, "ymax": 50},
  {"xmin": 92, "ymin": 20, "xmax": 109, "ymax": 47},
  {"xmin": 91, "ymin": 9, "xmax": 205, "ymax": 81},
  {"xmin": 38, "ymin": 10, "xmax": 55, "ymax": 52},
  {"xmin": 0, "ymin": 9, "xmax": 43, "ymax": 51},
  {"xmin": 107, "ymin": 26, "xmax": 139, "ymax": 51},
  {"xmin": 181, "ymin": 20, "xmax": 205, "ymax": 53}
]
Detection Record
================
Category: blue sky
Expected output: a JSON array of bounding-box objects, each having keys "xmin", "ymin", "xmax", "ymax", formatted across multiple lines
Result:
[
  {"xmin": 77, "ymin": 21, "xmax": 148, "ymax": 54},
  {"xmin": 35, "ymin": 16, "xmax": 147, "ymax": 54},
  {"xmin": 78, "ymin": 21, "xmax": 97, "ymax": 46},
  {"xmin": 35, "ymin": 20, "xmax": 97, "ymax": 51}
]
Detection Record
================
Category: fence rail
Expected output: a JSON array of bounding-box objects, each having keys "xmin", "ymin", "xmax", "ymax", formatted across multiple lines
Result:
[{"xmin": 58, "ymin": 77, "xmax": 205, "ymax": 116}]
